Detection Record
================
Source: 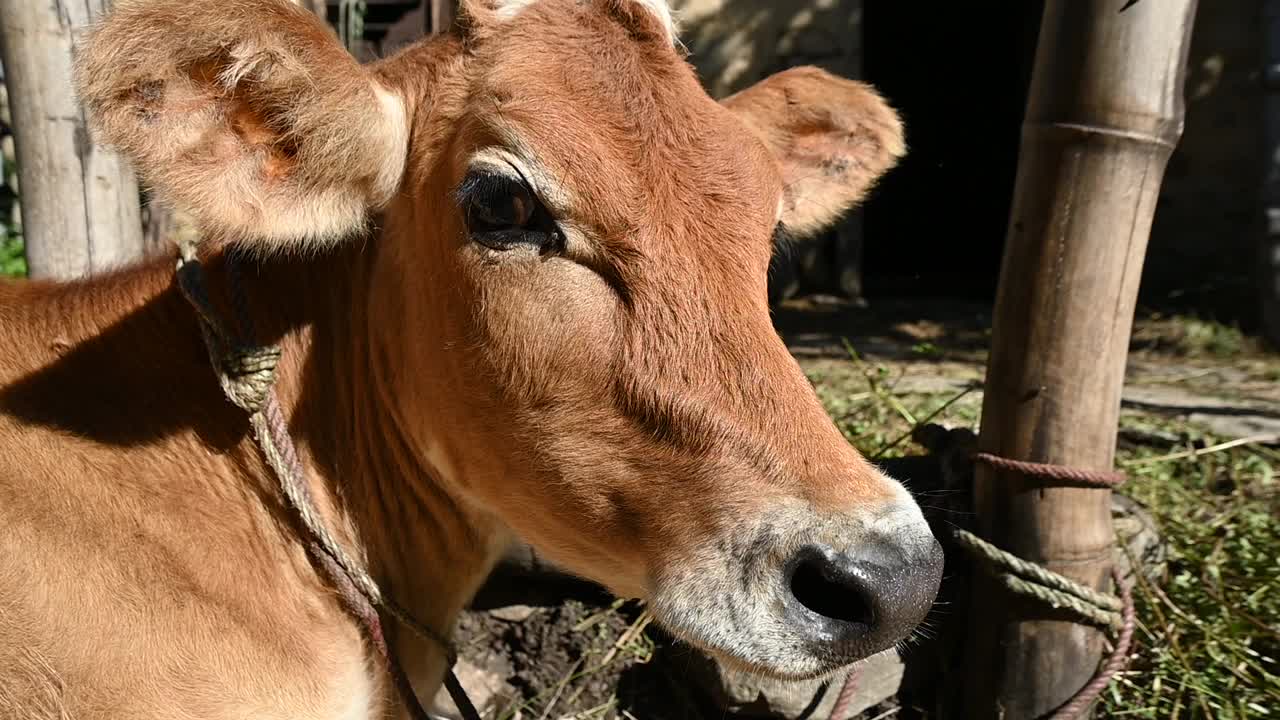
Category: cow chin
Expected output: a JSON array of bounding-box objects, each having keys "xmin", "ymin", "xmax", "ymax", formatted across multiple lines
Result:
[
  {"xmin": 642, "ymin": 498, "xmax": 944, "ymax": 681},
  {"xmin": 646, "ymin": 566, "xmax": 841, "ymax": 681}
]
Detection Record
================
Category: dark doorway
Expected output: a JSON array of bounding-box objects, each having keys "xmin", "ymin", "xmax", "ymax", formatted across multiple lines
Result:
[{"xmin": 861, "ymin": 3, "xmax": 1045, "ymax": 303}]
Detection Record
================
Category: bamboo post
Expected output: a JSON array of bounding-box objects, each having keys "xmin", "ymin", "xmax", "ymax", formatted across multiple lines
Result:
[
  {"xmin": 303, "ymin": 0, "xmax": 329, "ymax": 20},
  {"xmin": 0, "ymin": 0, "xmax": 144, "ymax": 280},
  {"xmin": 429, "ymin": 0, "xmax": 455, "ymax": 34},
  {"xmin": 963, "ymin": 1, "xmax": 1198, "ymax": 717}
]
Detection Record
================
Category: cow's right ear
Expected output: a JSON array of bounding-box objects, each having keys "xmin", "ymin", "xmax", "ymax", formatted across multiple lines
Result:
[{"xmin": 74, "ymin": 0, "xmax": 410, "ymax": 249}]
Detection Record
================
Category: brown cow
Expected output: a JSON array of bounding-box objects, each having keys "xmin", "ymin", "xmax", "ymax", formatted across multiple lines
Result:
[{"xmin": 0, "ymin": 0, "xmax": 943, "ymax": 717}]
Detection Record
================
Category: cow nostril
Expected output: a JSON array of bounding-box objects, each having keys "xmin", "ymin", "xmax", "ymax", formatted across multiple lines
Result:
[
  {"xmin": 782, "ymin": 536, "xmax": 943, "ymax": 664},
  {"xmin": 788, "ymin": 549, "xmax": 874, "ymax": 626}
]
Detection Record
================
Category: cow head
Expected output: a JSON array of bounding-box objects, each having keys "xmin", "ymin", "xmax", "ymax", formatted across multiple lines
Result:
[{"xmin": 76, "ymin": 0, "xmax": 942, "ymax": 680}]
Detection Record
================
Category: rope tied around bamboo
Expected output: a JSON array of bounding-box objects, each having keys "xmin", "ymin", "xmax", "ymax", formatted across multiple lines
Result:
[
  {"xmin": 952, "ymin": 529, "xmax": 1124, "ymax": 632},
  {"xmin": 972, "ymin": 452, "xmax": 1127, "ymax": 489},
  {"xmin": 962, "ymin": 453, "xmax": 1127, "ymax": 632},
  {"xmin": 959, "ymin": 450, "xmax": 1137, "ymax": 720}
]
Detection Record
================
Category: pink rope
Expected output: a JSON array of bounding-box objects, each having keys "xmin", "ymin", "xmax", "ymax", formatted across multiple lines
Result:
[
  {"xmin": 968, "ymin": 447, "xmax": 1135, "ymax": 719},
  {"xmin": 972, "ymin": 452, "xmax": 1127, "ymax": 488},
  {"xmin": 828, "ymin": 664, "xmax": 863, "ymax": 720},
  {"xmin": 1049, "ymin": 570, "xmax": 1137, "ymax": 719}
]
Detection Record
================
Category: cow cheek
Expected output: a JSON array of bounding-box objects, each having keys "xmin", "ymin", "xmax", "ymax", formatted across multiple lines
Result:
[{"xmin": 470, "ymin": 256, "xmax": 621, "ymax": 407}]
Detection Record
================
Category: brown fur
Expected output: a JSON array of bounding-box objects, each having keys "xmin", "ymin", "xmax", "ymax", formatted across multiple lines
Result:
[
  {"xmin": 724, "ymin": 66, "xmax": 906, "ymax": 236},
  {"xmin": 1, "ymin": 1, "xmax": 929, "ymax": 717}
]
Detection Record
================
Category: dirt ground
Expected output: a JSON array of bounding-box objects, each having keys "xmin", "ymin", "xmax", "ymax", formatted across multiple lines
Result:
[{"xmin": 450, "ymin": 598, "xmax": 714, "ymax": 719}]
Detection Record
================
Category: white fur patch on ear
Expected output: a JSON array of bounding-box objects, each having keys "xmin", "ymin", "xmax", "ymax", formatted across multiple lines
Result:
[
  {"xmin": 492, "ymin": 0, "xmax": 539, "ymax": 19},
  {"xmin": 491, "ymin": 0, "xmax": 677, "ymax": 43},
  {"xmin": 371, "ymin": 83, "xmax": 410, "ymax": 206}
]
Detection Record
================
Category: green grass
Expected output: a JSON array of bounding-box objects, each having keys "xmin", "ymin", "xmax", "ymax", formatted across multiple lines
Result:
[
  {"xmin": 1105, "ymin": 425, "xmax": 1279, "ymax": 718},
  {"xmin": 806, "ymin": 342, "xmax": 981, "ymax": 458},
  {"xmin": 2, "ymin": 139, "xmax": 20, "ymax": 278},
  {"xmin": 1, "ymin": 230, "xmax": 24, "ymax": 278},
  {"xmin": 1173, "ymin": 318, "xmax": 1248, "ymax": 357},
  {"xmin": 1133, "ymin": 314, "xmax": 1253, "ymax": 358},
  {"xmin": 806, "ymin": 340, "xmax": 1278, "ymax": 719}
]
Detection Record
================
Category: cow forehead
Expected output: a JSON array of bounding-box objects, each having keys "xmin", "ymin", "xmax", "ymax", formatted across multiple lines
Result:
[
  {"xmin": 491, "ymin": 0, "xmax": 677, "ymax": 44},
  {"xmin": 465, "ymin": 0, "xmax": 782, "ymax": 252}
]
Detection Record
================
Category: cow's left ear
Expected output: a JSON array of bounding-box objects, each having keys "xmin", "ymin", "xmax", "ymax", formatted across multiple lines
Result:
[
  {"xmin": 722, "ymin": 67, "xmax": 905, "ymax": 238},
  {"xmin": 74, "ymin": 0, "xmax": 411, "ymax": 249}
]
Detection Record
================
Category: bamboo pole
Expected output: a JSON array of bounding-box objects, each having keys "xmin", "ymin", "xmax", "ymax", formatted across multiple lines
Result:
[
  {"xmin": 429, "ymin": 0, "xmax": 455, "ymax": 34},
  {"xmin": 0, "ymin": 0, "xmax": 144, "ymax": 280},
  {"xmin": 302, "ymin": 0, "xmax": 329, "ymax": 20},
  {"xmin": 963, "ymin": 1, "xmax": 1198, "ymax": 717}
]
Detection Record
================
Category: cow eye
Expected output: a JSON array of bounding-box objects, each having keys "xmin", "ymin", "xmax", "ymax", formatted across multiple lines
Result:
[
  {"xmin": 465, "ymin": 175, "xmax": 533, "ymax": 231},
  {"xmin": 455, "ymin": 170, "xmax": 560, "ymax": 252}
]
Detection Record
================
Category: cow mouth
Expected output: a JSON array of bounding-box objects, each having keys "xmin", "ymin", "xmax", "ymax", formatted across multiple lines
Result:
[{"xmin": 641, "ymin": 505, "xmax": 940, "ymax": 682}]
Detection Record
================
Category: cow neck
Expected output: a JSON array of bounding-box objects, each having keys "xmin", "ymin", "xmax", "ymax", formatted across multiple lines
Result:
[{"xmin": 200, "ymin": 240, "xmax": 500, "ymax": 701}]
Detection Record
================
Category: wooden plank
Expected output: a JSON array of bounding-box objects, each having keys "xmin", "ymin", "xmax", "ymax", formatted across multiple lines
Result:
[
  {"xmin": 963, "ymin": 1, "xmax": 1199, "ymax": 717},
  {"xmin": 0, "ymin": 0, "xmax": 144, "ymax": 279}
]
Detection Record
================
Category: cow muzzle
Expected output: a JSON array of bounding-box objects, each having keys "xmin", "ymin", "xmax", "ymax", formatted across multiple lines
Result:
[{"xmin": 646, "ymin": 483, "xmax": 943, "ymax": 680}]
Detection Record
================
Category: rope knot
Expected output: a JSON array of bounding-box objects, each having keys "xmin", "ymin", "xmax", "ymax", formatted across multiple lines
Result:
[
  {"xmin": 218, "ymin": 344, "xmax": 281, "ymax": 413},
  {"xmin": 174, "ymin": 247, "xmax": 280, "ymax": 413}
]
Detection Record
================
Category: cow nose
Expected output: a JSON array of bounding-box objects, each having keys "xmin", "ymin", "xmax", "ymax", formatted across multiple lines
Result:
[{"xmin": 783, "ymin": 536, "xmax": 943, "ymax": 661}]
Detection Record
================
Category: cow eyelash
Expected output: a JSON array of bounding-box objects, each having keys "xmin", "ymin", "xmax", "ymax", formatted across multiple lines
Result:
[{"xmin": 454, "ymin": 170, "xmax": 563, "ymax": 253}]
